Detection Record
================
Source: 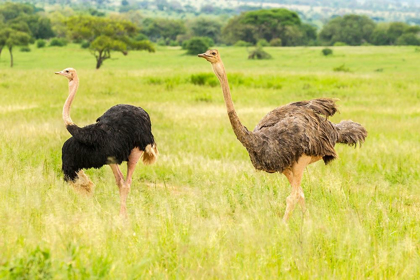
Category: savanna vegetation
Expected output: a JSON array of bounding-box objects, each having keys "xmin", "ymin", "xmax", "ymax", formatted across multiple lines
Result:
[
  {"xmin": 0, "ymin": 45, "xmax": 420, "ymax": 278},
  {"xmin": 3, "ymin": 1, "xmax": 420, "ymax": 68}
]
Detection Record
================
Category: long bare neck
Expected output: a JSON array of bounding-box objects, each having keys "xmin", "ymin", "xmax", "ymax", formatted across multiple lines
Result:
[
  {"xmin": 211, "ymin": 61, "xmax": 252, "ymax": 147},
  {"xmin": 63, "ymin": 76, "xmax": 78, "ymax": 126}
]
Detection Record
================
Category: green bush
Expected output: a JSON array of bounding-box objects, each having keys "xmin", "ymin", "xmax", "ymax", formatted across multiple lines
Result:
[
  {"xmin": 169, "ymin": 40, "xmax": 179, "ymax": 46},
  {"xmin": 257, "ymin": 39, "xmax": 269, "ymax": 47},
  {"xmin": 248, "ymin": 47, "xmax": 272, "ymax": 60},
  {"xmin": 80, "ymin": 41, "xmax": 90, "ymax": 49},
  {"xmin": 20, "ymin": 46, "xmax": 31, "ymax": 52},
  {"xmin": 322, "ymin": 48, "xmax": 333, "ymax": 56},
  {"xmin": 234, "ymin": 40, "xmax": 252, "ymax": 47},
  {"xmin": 333, "ymin": 64, "xmax": 351, "ymax": 72},
  {"xmin": 157, "ymin": 38, "xmax": 166, "ymax": 46},
  {"xmin": 36, "ymin": 39, "xmax": 46, "ymax": 48},
  {"xmin": 190, "ymin": 73, "xmax": 218, "ymax": 87},
  {"xmin": 396, "ymin": 33, "xmax": 420, "ymax": 46},
  {"xmin": 333, "ymin": 41, "xmax": 348, "ymax": 46},
  {"xmin": 183, "ymin": 37, "xmax": 213, "ymax": 55},
  {"xmin": 269, "ymin": 38, "xmax": 282, "ymax": 46},
  {"xmin": 49, "ymin": 38, "xmax": 67, "ymax": 47}
]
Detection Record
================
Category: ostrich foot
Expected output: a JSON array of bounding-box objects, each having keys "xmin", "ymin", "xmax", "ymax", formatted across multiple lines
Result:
[{"xmin": 70, "ymin": 170, "xmax": 95, "ymax": 196}]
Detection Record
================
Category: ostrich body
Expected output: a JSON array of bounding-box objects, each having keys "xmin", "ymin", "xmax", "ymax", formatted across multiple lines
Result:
[
  {"xmin": 198, "ymin": 50, "xmax": 367, "ymax": 221},
  {"xmin": 56, "ymin": 68, "xmax": 158, "ymax": 216}
]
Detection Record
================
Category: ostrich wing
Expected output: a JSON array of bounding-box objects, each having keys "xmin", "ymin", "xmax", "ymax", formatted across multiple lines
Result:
[
  {"xmin": 66, "ymin": 123, "xmax": 108, "ymax": 147},
  {"xmin": 254, "ymin": 98, "xmax": 338, "ymax": 131}
]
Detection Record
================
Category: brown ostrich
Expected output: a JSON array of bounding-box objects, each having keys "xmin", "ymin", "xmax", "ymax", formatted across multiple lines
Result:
[
  {"xmin": 198, "ymin": 50, "xmax": 367, "ymax": 221},
  {"xmin": 56, "ymin": 68, "xmax": 158, "ymax": 217}
]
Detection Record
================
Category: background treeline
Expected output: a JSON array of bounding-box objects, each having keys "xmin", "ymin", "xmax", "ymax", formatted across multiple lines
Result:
[{"xmin": 2, "ymin": 2, "xmax": 420, "ymax": 67}]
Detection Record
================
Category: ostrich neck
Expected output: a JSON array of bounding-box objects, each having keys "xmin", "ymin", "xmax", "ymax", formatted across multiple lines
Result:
[
  {"xmin": 63, "ymin": 77, "xmax": 78, "ymax": 126},
  {"xmin": 211, "ymin": 61, "xmax": 252, "ymax": 147}
]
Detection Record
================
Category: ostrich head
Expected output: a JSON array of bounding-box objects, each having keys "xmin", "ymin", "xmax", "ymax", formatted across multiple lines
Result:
[
  {"xmin": 198, "ymin": 49, "xmax": 221, "ymax": 64},
  {"xmin": 55, "ymin": 68, "xmax": 77, "ymax": 81}
]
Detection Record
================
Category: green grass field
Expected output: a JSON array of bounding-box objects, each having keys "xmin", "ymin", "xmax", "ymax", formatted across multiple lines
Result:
[{"xmin": 0, "ymin": 45, "xmax": 420, "ymax": 279}]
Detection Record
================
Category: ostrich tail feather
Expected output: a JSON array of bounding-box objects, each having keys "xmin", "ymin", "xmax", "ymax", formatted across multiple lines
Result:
[{"xmin": 142, "ymin": 143, "xmax": 158, "ymax": 165}]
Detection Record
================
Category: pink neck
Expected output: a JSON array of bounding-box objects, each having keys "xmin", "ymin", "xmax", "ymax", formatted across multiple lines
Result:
[{"xmin": 63, "ymin": 76, "xmax": 78, "ymax": 126}]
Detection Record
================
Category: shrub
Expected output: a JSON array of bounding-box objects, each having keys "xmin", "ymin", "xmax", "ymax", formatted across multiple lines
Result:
[
  {"xmin": 234, "ymin": 40, "xmax": 252, "ymax": 47},
  {"xmin": 49, "ymin": 38, "xmax": 67, "ymax": 47},
  {"xmin": 20, "ymin": 46, "xmax": 31, "ymax": 52},
  {"xmin": 157, "ymin": 38, "xmax": 166, "ymax": 46},
  {"xmin": 80, "ymin": 41, "xmax": 90, "ymax": 49},
  {"xmin": 396, "ymin": 33, "xmax": 420, "ymax": 46},
  {"xmin": 169, "ymin": 40, "xmax": 179, "ymax": 46},
  {"xmin": 257, "ymin": 39, "xmax": 269, "ymax": 47},
  {"xmin": 36, "ymin": 39, "xmax": 46, "ymax": 48},
  {"xmin": 248, "ymin": 47, "xmax": 272, "ymax": 60},
  {"xmin": 333, "ymin": 41, "xmax": 348, "ymax": 46},
  {"xmin": 322, "ymin": 48, "xmax": 333, "ymax": 56},
  {"xmin": 190, "ymin": 73, "xmax": 218, "ymax": 87},
  {"xmin": 333, "ymin": 64, "xmax": 350, "ymax": 72},
  {"xmin": 270, "ymin": 38, "xmax": 282, "ymax": 46},
  {"xmin": 183, "ymin": 37, "xmax": 213, "ymax": 55}
]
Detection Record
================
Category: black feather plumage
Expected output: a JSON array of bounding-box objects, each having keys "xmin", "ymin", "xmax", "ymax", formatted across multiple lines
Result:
[{"xmin": 62, "ymin": 104, "xmax": 156, "ymax": 181}]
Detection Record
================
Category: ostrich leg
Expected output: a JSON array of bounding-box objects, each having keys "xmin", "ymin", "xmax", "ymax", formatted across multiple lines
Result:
[
  {"xmin": 119, "ymin": 148, "xmax": 143, "ymax": 217},
  {"xmin": 282, "ymin": 155, "xmax": 313, "ymax": 222},
  {"xmin": 110, "ymin": 164, "xmax": 125, "ymax": 190}
]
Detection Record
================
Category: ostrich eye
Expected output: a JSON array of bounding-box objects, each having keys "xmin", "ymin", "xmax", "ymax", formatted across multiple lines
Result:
[
  {"xmin": 65, "ymin": 70, "xmax": 69, "ymax": 73},
  {"xmin": 211, "ymin": 52, "xmax": 216, "ymax": 55}
]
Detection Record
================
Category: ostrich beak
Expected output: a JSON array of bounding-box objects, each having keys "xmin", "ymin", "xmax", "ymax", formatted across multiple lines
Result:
[
  {"xmin": 55, "ymin": 71, "xmax": 62, "ymax": 75},
  {"xmin": 198, "ymin": 53, "xmax": 207, "ymax": 58}
]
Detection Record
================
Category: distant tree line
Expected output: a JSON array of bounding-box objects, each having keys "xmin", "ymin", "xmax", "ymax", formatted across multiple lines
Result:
[{"xmin": 2, "ymin": 2, "xmax": 420, "ymax": 68}]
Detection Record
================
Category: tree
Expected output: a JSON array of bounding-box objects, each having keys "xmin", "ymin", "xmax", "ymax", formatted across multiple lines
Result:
[
  {"xmin": 0, "ymin": 28, "xmax": 30, "ymax": 67},
  {"xmin": 188, "ymin": 17, "xmax": 222, "ymax": 43},
  {"xmin": 222, "ymin": 8, "xmax": 307, "ymax": 46},
  {"xmin": 371, "ymin": 23, "xmax": 391, "ymax": 45},
  {"xmin": 319, "ymin": 15, "xmax": 376, "ymax": 46},
  {"xmin": 142, "ymin": 18, "xmax": 186, "ymax": 42},
  {"xmin": 66, "ymin": 16, "xmax": 155, "ymax": 69},
  {"xmin": 387, "ymin": 22, "xmax": 408, "ymax": 44},
  {"xmin": 396, "ymin": 33, "xmax": 420, "ymax": 46}
]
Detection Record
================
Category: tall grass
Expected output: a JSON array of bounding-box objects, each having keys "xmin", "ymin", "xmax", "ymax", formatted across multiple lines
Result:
[{"xmin": 0, "ymin": 46, "xmax": 419, "ymax": 278}]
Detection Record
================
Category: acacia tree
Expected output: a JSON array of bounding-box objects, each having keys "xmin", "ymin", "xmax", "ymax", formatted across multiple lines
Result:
[
  {"xmin": 66, "ymin": 16, "xmax": 155, "ymax": 69},
  {"xmin": 222, "ymin": 8, "xmax": 310, "ymax": 46},
  {"xmin": 0, "ymin": 28, "xmax": 30, "ymax": 67}
]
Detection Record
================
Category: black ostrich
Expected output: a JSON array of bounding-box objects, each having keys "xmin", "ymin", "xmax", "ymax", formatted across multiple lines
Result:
[
  {"xmin": 199, "ymin": 50, "xmax": 367, "ymax": 221},
  {"xmin": 55, "ymin": 68, "xmax": 158, "ymax": 216}
]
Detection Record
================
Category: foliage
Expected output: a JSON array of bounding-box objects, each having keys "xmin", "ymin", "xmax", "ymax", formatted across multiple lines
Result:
[
  {"xmin": 49, "ymin": 38, "xmax": 67, "ymax": 47},
  {"xmin": 222, "ymin": 8, "xmax": 305, "ymax": 46},
  {"xmin": 142, "ymin": 17, "xmax": 186, "ymax": 42},
  {"xmin": 333, "ymin": 64, "xmax": 351, "ymax": 72},
  {"xmin": 396, "ymin": 33, "xmax": 420, "ymax": 46},
  {"xmin": 183, "ymin": 37, "xmax": 213, "ymax": 55},
  {"xmin": 36, "ymin": 39, "xmax": 46, "ymax": 48},
  {"xmin": 269, "ymin": 38, "xmax": 282, "ymax": 46},
  {"xmin": 333, "ymin": 41, "xmax": 348, "ymax": 46},
  {"xmin": 234, "ymin": 40, "xmax": 252, "ymax": 47},
  {"xmin": 319, "ymin": 15, "xmax": 376, "ymax": 46},
  {"xmin": 257, "ymin": 39, "xmax": 269, "ymax": 47},
  {"xmin": 190, "ymin": 73, "xmax": 218, "ymax": 87},
  {"xmin": 188, "ymin": 17, "xmax": 222, "ymax": 43},
  {"xmin": 0, "ymin": 27, "xmax": 30, "ymax": 67},
  {"xmin": 322, "ymin": 48, "xmax": 333, "ymax": 56},
  {"xmin": 248, "ymin": 46, "xmax": 272, "ymax": 59},
  {"xmin": 66, "ymin": 15, "xmax": 154, "ymax": 69},
  {"xmin": 80, "ymin": 40, "xmax": 90, "ymax": 49},
  {"xmin": 20, "ymin": 46, "xmax": 31, "ymax": 52}
]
